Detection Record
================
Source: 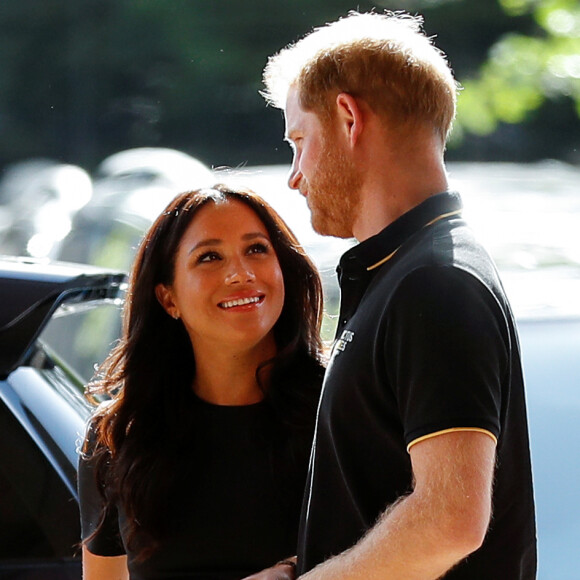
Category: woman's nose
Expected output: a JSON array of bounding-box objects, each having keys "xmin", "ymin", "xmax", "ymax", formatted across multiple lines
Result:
[{"xmin": 225, "ymin": 261, "xmax": 255, "ymax": 284}]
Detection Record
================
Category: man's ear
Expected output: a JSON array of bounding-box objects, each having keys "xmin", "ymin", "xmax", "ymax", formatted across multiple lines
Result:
[
  {"xmin": 155, "ymin": 283, "xmax": 179, "ymax": 319},
  {"xmin": 335, "ymin": 93, "xmax": 364, "ymax": 148}
]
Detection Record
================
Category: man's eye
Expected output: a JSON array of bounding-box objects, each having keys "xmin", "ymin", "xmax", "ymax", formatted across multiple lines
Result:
[{"xmin": 197, "ymin": 251, "xmax": 221, "ymax": 263}]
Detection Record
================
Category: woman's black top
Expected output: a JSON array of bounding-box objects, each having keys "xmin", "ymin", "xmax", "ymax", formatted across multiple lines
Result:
[{"xmin": 78, "ymin": 393, "xmax": 312, "ymax": 579}]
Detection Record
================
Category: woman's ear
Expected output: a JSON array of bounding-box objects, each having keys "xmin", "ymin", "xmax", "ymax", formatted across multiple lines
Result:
[
  {"xmin": 335, "ymin": 92, "xmax": 364, "ymax": 148},
  {"xmin": 155, "ymin": 283, "xmax": 179, "ymax": 319}
]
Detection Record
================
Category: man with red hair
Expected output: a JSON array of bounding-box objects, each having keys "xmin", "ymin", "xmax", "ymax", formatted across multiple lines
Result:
[{"xmin": 261, "ymin": 11, "xmax": 536, "ymax": 579}]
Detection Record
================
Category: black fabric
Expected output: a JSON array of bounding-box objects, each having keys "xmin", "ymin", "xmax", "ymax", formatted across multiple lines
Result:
[
  {"xmin": 297, "ymin": 192, "xmax": 537, "ymax": 578},
  {"xmin": 79, "ymin": 394, "xmax": 312, "ymax": 580}
]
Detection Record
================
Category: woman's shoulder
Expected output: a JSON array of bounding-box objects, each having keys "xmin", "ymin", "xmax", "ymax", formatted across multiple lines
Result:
[{"xmin": 81, "ymin": 399, "xmax": 115, "ymax": 453}]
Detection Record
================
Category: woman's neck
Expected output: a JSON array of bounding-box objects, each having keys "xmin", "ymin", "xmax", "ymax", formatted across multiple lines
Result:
[{"xmin": 191, "ymin": 337, "xmax": 276, "ymax": 405}]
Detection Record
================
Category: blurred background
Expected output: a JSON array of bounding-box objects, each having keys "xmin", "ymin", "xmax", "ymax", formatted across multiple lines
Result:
[{"xmin": 0, "ymin": 0, "xmax": 578, "ymax": 170}]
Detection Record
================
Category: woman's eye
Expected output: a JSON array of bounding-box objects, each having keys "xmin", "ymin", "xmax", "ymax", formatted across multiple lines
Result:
[
  {"xmin": 247, "ymin": 242, "xmax": 269, "ymax": 255},
  {"xmin": 197, "ymin": 251, "xmax": 221, "ymax": 264}
]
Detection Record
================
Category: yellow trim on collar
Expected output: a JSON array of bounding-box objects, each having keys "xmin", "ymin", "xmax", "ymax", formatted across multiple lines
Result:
[
  {"xmin": 367, "ymin": 209, "xmax": 463, "ymax": 272},
  {"xmin": 407, "ymin": 427, "xmax": 498, "ymax": 453},
  {"xmin": 367, "ymin": 248, "xmax": 399, "ymax": 271},
  {"xmin": 424, "ymin": 209, "xmax": 462, "ymax": 227}
]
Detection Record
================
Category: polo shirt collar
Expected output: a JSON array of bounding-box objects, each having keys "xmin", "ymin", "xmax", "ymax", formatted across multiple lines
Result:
[{"xmin": 338, "ymin": 191, "xmax": 463, "ymax": 277}]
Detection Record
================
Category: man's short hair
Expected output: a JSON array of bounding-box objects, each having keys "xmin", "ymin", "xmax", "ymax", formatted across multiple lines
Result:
[{"xmin": 262, "ymin": 11, "xmax": 458, "ymax": 142}]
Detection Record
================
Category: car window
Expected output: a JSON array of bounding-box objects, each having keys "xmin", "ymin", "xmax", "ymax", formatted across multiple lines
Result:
[{"xmin": 38, "ymin": 295, "xmax": 125, "ymax": 387}]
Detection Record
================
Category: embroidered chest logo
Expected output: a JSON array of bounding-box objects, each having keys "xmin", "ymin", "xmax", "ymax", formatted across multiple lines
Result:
[{"xmin": 335, "ymin": 330, "xmax": 355, "ymax": 353}]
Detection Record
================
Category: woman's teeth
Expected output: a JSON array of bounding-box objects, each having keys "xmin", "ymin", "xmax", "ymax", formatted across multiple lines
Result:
[{"xmin": 219, "ymin": 296, "xmax": 261, "ymax": 309}]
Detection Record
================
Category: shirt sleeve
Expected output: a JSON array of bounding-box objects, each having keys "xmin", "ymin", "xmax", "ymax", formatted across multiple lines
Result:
[
  {"xmin": 385, "ymin": 265, "xmax": 508, "ymax": 448},
  {"xmin": 78, "ymin": 421, "xmax": 126, "ymax": 556}
]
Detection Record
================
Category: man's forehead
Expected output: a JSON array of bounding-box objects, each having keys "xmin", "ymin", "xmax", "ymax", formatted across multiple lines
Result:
[
  {"xmin": 284, "ymin": 86, "xmax": 324, "ymax": 137},
  {"xmin": 284, "ymin": 86, "xmax": 300, "ymax": 116},
  {"xmin": 283, "ymin": 87, "xmax": 302, "ymax": 135}
]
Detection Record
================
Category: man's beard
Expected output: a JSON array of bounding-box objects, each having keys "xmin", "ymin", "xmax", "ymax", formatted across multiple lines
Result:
[{"xmin": 305, "ymin": 135, "xmax": 363, "ymax": 239}]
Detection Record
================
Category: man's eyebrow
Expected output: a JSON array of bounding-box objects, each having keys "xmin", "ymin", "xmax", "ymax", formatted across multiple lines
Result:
[
  {"xmin": 284, "ymin": 135, "xmax": 297, "ymax": 150},
  {"xmin": 284, "ymin": 127, "xmax": 300, "ymax": 141}
]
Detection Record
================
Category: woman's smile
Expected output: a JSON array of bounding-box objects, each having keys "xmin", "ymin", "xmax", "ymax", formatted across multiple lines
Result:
[{"xmin": 218, "ymin": 294, "xmax": 265, "ymax": 309}]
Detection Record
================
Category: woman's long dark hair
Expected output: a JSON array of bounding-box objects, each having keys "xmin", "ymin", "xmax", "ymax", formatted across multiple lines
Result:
[{"xmin": 83, "ymin": 184, "xmax": 324, "ymax": 559}]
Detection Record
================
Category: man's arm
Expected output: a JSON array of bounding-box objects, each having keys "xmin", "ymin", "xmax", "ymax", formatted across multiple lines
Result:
[{"xmin": 300, "ymin": 430, "xmax": 495, "ymax": 580}]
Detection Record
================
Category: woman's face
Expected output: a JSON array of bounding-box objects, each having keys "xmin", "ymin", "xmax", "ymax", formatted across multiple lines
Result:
[{"xmin": 156, "ymin": 199, "xmax": 285, "ymax": 354}]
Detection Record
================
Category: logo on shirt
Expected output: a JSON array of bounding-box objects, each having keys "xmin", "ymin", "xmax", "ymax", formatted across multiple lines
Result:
[{"xmin": 335, "ymin": 329, "xmax": 355, "ymax": 354}]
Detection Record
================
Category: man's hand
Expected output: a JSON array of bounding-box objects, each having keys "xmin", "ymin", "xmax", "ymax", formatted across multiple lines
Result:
[{"xmin": 241, "ymin": 558, "xmax": 297, "ymax": 580}]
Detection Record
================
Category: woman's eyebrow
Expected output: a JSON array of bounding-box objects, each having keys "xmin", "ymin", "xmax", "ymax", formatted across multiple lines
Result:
[
  {"xmin": 241, "ymin": 232, "xmax": 270, "ymax": 241},
  {"xmin": 187, "ymin": 232, "xmax": 269, "ymax": 255},
  {"xmin": 188, "ymin": 239, "xmax": 222, "ymax": 255}
]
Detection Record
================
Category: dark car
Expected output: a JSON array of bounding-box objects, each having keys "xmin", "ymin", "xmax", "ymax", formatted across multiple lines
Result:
[{"xmin": 0, "ymin": 256, "xmax": 125, "ymax": 579}]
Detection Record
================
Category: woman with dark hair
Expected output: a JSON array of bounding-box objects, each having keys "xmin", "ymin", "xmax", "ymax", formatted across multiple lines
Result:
[{"xmin": 79, "ymin": 184, "xmax": 325, "ymax": 580}]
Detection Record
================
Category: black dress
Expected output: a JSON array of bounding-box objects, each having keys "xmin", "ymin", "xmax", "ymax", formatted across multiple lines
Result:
[{"xmin": 79, "ymin": 393, "xmax": 312, "ymax": 579}]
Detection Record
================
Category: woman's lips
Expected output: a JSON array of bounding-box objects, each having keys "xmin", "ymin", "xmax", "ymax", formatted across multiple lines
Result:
[{"xmin": 218, "ymin": 295, "xmax": 264, "ymax": 309}]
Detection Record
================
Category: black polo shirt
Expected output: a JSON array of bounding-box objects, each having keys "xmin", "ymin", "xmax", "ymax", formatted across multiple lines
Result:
[{"xmin": 297, "ymin": 192, "xmax": 537, "ymax": 578}]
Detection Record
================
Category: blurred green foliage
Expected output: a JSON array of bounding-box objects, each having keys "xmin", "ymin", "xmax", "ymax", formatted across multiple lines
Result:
[
  {"xmin": 0, "ymin": 0, "xmax": 577, "ymax": 169},
  {"xmin": 455, "ymin": 0, "xmax": 580, "ymax": 144}
]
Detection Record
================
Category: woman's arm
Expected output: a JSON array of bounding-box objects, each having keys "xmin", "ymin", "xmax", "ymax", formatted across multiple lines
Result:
[{"xmin": 83, "ymin": 546, "xmax": 129, "ymax": 580}]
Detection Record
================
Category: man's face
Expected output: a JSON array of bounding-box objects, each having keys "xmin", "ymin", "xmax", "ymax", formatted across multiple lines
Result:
[{"xmin": 284, "ymin": 86, "xmax": 362, "ymax": 238}]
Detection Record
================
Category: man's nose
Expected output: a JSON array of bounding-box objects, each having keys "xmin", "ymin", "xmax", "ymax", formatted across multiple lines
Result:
[{"xmin": 287, "ymin": 159, "xmax": 302, "ymax": 190}]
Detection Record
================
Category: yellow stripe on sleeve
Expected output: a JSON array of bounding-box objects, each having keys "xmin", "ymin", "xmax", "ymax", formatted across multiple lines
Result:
[{"xmin": 407, "ymin": 427, "xmax": 498, "ymax": 453}]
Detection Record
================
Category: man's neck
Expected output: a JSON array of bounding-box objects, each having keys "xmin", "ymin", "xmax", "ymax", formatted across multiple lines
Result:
[
  {"xmin": 351, "ymin": 128, "xmax": 449, "ymax": 241},
  {"xmin": 352, "ymin": 175, "xmax": 448, "ymax": 241}
]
